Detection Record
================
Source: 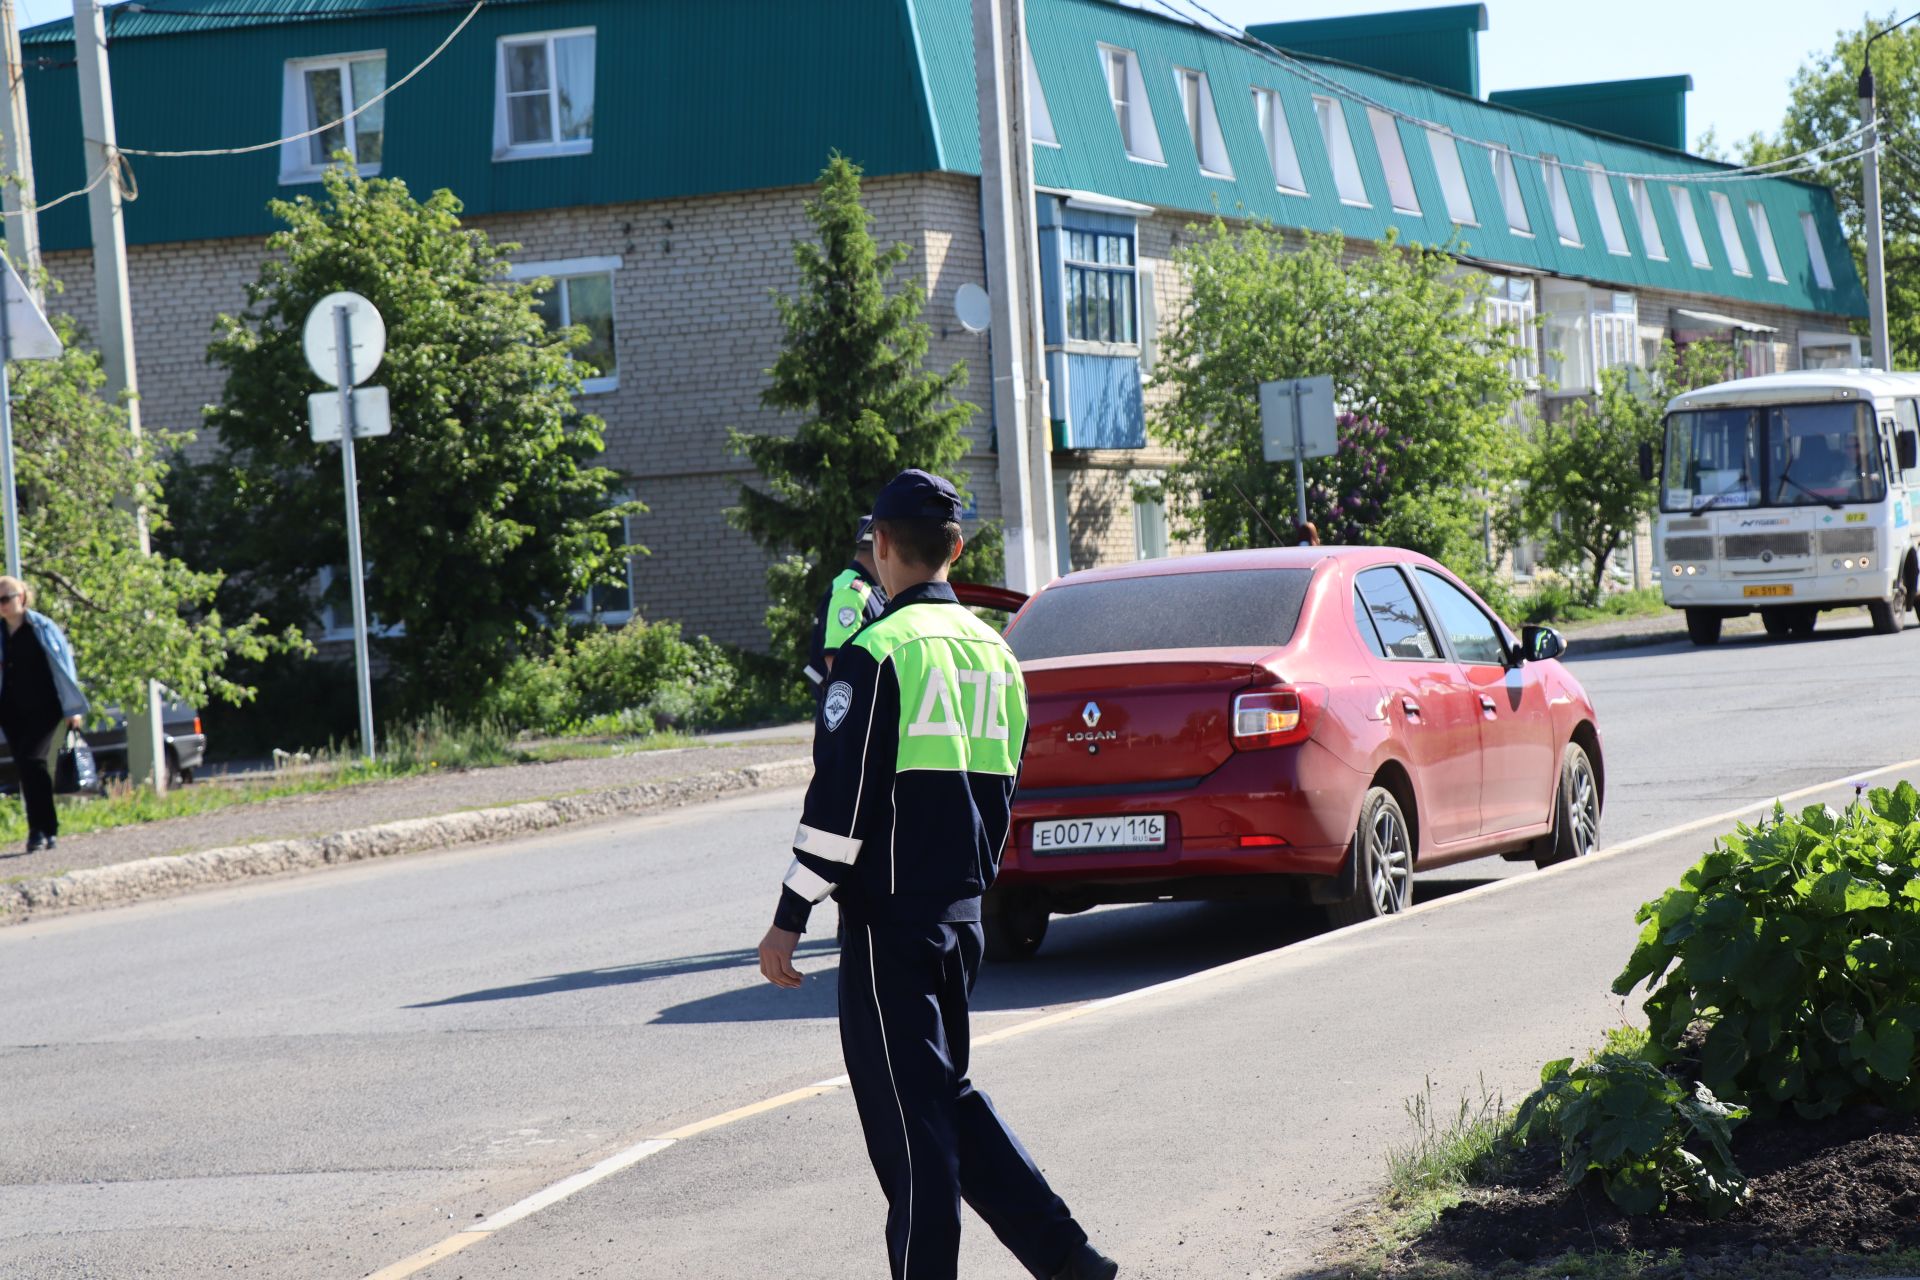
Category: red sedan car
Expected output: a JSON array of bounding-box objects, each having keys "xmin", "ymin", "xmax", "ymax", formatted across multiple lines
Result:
[{"xmin": 982, "ymin": 547, "xmax": 1603, "ymax": 958}]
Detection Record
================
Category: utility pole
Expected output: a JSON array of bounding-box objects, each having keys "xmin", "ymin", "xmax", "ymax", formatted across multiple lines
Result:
[
  {"xmin": 972, "ymin": 0, "xmax": 1056, "ymax": 593},
  {"xmin": 1858, "ymin": 12, "xmax": 1919, "ymax": 372},
  {"xmin": 0, "ymin": 0, "xmax": 39, "ymax": 297},
  {"xmin": 72, "ymin": 0, "xmax": 166, "ymax": 793}
]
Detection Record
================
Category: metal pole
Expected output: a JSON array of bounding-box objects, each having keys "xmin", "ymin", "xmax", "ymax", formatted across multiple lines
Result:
[
  {"xmin": 1004, "ymin": 0, "xmax": 1056, "ymax": 586},
  {"xmin": 1860, "ymin": 67, "xmax": 1894, "ymax": 371},
  {"xmin": 334, "ymin": 305, "xmax": 376, "ymax": 763},
  {"xmin": 72, "ymin": 0, "xmax": 163, "ymax": 792},
  {"xmin": 1290, "ymin": 379, "xmax": 1308, "ymax": 529},
  {"xmin": 1, "ymin": 0, "xmax": 41, "ymax": 300},
  {"xmin": 973, "ymin": 0, "xmax": 1044, "ymax": 592},
  {"xmin": 0, "ymin": 284, "xmax": 17, "ymax": 580}
]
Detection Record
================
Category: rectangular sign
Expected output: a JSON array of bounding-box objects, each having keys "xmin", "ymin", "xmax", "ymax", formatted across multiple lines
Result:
[
  {"xmin": 1031, "ymin": 814, "xmax": 1167, "ymax": 854},
  {"xmin": 1259, "ymin": 375, "xmax": 1338, "ymax": 463},
  {"xmin": 308, "ymin": 386, "xmax": 391, "ymax": 443},
  {"xmin": 1743, "ymin": 584, "xmax": 1794, "ymax": 598}
]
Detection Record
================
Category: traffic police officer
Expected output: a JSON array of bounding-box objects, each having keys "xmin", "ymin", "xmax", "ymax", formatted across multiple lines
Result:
[
  {"xmin": 759, "ymin": 469, "xmax": 1118, "ymax": 1280},
  {"xmin": 804, "ymin": 515, "xmax": 887, "ymax": 693}
]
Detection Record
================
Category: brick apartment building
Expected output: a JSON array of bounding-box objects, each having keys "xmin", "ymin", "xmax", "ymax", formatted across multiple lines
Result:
[{"xmin": 16, "ymin": 0, "xmax": 1866, "ymax": 649}]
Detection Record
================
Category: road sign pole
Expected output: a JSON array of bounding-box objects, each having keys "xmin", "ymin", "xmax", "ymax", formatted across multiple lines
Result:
[
  {"xmin": 0, "ymin": 282, "xmax": 18, "ymax": 581},
  {"xmin": 1290, "ymin": 379, "xmax": 1308, "ymax": 529},
  {"xmin": 334, "ymin": 304, "xmax": 376, "ymax": 763}
]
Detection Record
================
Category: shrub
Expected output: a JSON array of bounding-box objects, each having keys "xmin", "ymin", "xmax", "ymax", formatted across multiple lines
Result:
[
  {"xmin": 1511, "ymin": 1052, "xmax": 1748, "ymax": 1216},
  {"xmin": 1614, "ymin": 785, "xmax": 1920, "ymax": 1120},
  {"xmin": 482, "ymin": 617, "xmax": 737, "ymax": 736}
]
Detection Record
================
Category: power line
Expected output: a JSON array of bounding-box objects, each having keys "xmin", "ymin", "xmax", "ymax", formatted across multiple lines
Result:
[
  {"xmin": 114, "ymin": 0, "xmax": 484, "ymax": 157},
  {"xmin": 1145, "ymin": 0, "xmax": 1874, "ymax": 187}
]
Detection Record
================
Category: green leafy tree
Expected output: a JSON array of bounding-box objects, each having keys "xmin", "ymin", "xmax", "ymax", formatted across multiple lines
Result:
[
  {"xmin": 1513, "ymin": 339, "xmax": 1733, "ymax": 605},
  {"xmin": 1148, "ymin": 222, "xmax": 1524, "ymax": 586},
  {"xmin": 9, "ymin": 310, "xmax": 304, "ymax": 712},
  {"xmin": 1736, "ymin": 14, "xmax": 1916, "ymax": 365},
  {"xmin": 176, "ymin": 164, "xmax": 638, "ymax": 718},
  {"xmin": 729, "ymin": 154, "xmax": 979, "ymax": 677}
]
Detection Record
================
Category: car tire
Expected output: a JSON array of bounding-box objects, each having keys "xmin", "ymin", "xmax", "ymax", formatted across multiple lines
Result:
[
  {"xmin": 1685, "ymin": 609, "xmax": 1722, "ymax": 646},
  {"xmin": 1535, "ymin": 743, "xmax": 1601, "ymax": 868},
  {"xmin": 1870, "ymin": 579, "xmax": 1909, "ymax": 634},
  {"xmin": 1761, "ymin": 610, "xmax": 1792, "ymax": 639},
  {"xmin": 983, "ymin": 890, "xmax": 1049, "ymax": 961},
  {"xmin": 1324, "ymin": 787, "xmax": 1414, "ymax": 929},
  {"xmin": 165, "ymin": 747, "xmax": 184, "ymax": 790}
]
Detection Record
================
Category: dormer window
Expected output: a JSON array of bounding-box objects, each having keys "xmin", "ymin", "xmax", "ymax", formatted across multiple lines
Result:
[
  {"xmin": 1669, "ymin": 186, "xmax": 1712, "ymax": 268},
  {"xmin": 1710, "ymin": 192, "xmax": 1751, "ymax": 276},
  {"xmin": 1174, "ymin": 67, "xmax": 1231, "ymax": 178},
  {"xmin": 1544, "ymin": 157, "xmax": 1580, "ymax": 246},
  {"xmin": 1629, "ymin": 178, "xmax": 1666, "ymax": 260},
  {"xmin": 1490, "ymin": 149, "xmax": 1531, "ymax": 235},
  {"xmin": 1366, "ymin": 109, "xmax": 1419, "ymax": 214},
  {"xmin": 1313, "ymin": 96, "xmax": 1368, "ymax": 207},
  {"xmin": 1100, "ymin": 45, "xmax": 1163, "ymax": 164},
  {"xmin": 1425, "ymin": 129, "xmax": 1476, "ymax": 225},
  {"xmin": 1251, "ymin": 88, "xmax": 1305, "ymax": 194}
]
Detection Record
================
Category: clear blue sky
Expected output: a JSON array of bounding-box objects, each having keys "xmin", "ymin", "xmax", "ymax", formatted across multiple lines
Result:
[{"xmin": 12, "ymin": 0, "xmax": 1876, "ymax": 151}]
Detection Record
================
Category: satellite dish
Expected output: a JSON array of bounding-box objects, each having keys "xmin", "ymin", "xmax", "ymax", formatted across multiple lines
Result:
[{"xmin": 954, "ymin": 282, "xmax": 991, "ymax": 333}]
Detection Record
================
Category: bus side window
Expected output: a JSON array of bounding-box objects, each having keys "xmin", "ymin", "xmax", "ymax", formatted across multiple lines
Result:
[{"xmin": 1898, "ymin": 399, "xmax": 1920, "ymax": 486}]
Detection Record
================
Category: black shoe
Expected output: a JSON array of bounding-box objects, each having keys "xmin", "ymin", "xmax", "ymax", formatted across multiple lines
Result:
[
  {"xmin": 42, "ymin": 835, "xmax": 55, "ymax": 851},
  {"xmin": 1052, "ymin": 1243, "xmax": 1118, "ymax": 1280},
  {"xmin": 25, "ymin": 831, "xmax": 43, "ymax": 854}
]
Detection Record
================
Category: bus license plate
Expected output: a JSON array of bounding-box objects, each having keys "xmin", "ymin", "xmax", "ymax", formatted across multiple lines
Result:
[
  {"xmin": 1743, "ymin": 585, "xmax": 1794, "ymax": 598},
  {"xmin": 1031, "ymin": 815, "xmax": 1166, "ymax": 853}
]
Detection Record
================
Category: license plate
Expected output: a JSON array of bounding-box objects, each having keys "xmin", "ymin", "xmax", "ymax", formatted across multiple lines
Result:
[
  {"xmin": 1031, "ymin": 814, "xmax": 1166, "ymax": 853},
  {"xmin": 1743, "ymin": 585, "xmax": 1794, "ymax": 598}
]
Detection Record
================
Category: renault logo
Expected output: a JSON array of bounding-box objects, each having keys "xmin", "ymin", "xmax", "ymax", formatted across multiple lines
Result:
[{"xmin": 1082, "ymin": 701, "xmax": 1101, "ymax": 728}]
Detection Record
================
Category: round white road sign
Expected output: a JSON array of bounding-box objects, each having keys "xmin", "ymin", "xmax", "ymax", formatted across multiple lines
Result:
[{"xmin": 302, "ymin": 291, "xmax": 387, "ymax": 387}]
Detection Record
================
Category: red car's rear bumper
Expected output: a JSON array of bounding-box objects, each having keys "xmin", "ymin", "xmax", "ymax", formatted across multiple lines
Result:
[{"xmin": 999, "ymin": 739, "xmax": 1364, "ymax": 890}]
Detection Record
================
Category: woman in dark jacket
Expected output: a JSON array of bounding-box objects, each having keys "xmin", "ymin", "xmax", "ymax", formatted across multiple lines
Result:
[{"xmin": 0, "ymin": 577, "xmax": 89, "ymax": 852}]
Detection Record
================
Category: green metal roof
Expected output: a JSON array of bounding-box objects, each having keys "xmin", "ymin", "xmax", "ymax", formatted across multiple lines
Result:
[
  {"xmin": 15, "ymin": 0, "xmax": 1862, "ymax": 320},
  {"xmin": 1489, "ymin": 77, "xmax": 1694, "ymax": 152},
  {"xmin": 21, "ymin": 0, "xmax": 548, "ymax": 45},
  {"xmin": 1248, "ymin": 4, "xmax": 1487, "ymax": 99}
]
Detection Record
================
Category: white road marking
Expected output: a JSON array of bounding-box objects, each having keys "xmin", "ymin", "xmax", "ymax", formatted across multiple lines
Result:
[{"xmin": 366, "ymin": 754, "xmax": 1920, "ymax": 1277}]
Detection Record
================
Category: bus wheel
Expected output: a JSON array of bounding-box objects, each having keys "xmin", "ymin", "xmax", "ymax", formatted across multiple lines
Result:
[
  {"xmin": 1685, "ymin": 609, "xmax": 1722, "ymax": 646},
  {"xmin": 1789, "ymin": 607, "xmax": 1818, "ymax": 638},
  {"xmin": 1761, "ymin": 610, "xmax": 1792, "ymax": 639},
  {"xmin": 1871, "ymin": 589, "xmax": 1909, "ymax": 634}
]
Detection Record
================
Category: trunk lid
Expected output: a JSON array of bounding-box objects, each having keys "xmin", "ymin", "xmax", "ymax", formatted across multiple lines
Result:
[{"xmin": 1019, "ymin": 649, "xmax": 1278, "ymax": 789}]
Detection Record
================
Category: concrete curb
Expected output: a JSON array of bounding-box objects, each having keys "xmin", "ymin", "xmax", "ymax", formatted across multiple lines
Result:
[{"xmin": 0, "ymin": 756, "xmax": 814, "ymax": 926}]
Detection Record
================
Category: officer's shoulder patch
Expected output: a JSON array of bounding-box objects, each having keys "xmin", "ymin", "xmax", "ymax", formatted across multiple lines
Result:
[
  {"xmin": 837, "ymin": 605, "xmax": 857, "ymax": 628},
  {"xmin": 823, "ymin": 681, "xmax": 855, "ymax": 731}
]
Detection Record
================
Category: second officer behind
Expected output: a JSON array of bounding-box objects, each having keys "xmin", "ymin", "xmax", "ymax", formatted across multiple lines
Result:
[{"xmin": 804, "ymin": 515, "xmax": 887, "ymax": 693}]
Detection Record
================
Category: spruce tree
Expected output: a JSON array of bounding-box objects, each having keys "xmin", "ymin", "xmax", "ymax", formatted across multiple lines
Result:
[{"xmin": 730, "ymin": 155, "xmax": 978, "ymax": 672}]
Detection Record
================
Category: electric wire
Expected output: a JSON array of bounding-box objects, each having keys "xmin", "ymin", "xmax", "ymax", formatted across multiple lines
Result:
[{"xmin": 1143, "ymin": 0, "xmax": 1877, "ymax": 186}]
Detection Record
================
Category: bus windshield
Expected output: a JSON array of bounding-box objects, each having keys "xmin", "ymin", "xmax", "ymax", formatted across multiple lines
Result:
[{"xmin": 1662, "ymin": 402, "xmax": 1884, "ymax": 513}]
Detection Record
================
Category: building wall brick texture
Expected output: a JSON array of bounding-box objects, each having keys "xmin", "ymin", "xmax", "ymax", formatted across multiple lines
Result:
[{"xmin": 43, "ymin": 171, "xmax": 1862, "ymax": 650}]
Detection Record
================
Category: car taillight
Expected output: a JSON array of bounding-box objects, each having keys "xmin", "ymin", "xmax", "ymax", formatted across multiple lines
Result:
[
  {"xmin": 193, "ymin": 717, "xmax": 202, "ymax": 735},
  {"xmin": 1230, "ymin": 684, "xmax": 1326, "ymax": 750}
]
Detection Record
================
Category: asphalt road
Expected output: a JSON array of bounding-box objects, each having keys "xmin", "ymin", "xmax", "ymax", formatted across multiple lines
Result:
[{"xmin": 4, "ymin": 617, "xmax": 1917, "ymax": 1279}]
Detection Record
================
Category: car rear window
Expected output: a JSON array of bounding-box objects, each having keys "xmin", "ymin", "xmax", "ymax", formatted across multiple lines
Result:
[{"xmin": 1007, "ymin": 569, "xmax": 1312, "ymax": 660}]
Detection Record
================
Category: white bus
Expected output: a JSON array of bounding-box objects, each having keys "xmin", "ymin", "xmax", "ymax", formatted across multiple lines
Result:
[{"xmin": 1655, "ymin": 369, "xmax": 1920, "ymax": 645}]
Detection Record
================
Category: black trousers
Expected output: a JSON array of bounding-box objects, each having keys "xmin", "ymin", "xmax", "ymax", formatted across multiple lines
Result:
[
  {"xmin": 838, "ymin": 918, "xmax": 1086, "ymax": 1280},
  {"xmin": 1, "ymin": 714, "xmax": 60, "ymax": 837}
]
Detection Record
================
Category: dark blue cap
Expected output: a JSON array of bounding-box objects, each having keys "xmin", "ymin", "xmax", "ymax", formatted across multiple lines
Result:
[
  {"xmin": 871, "ymin": 469, "xmax": 963, "ymax": 523},
  {"xmin": 854, "ymin": 514, "xmax": 875, "ymax": 545}
]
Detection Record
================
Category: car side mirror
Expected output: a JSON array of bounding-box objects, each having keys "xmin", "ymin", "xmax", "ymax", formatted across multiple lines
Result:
[
  {"xmin": 1638, "ymin": 442, "xmax": 1656, "ymax": 483},
  {"xmin": 1518, "ymin": 624, "xmax": 1566, "ymax": 664},
  {"xmin": 1900, "ymin": 432, "xmax": 1918, "ymax": 472}
]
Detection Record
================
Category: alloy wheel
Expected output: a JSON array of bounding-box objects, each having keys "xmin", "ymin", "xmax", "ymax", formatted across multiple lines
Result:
[
  {"xmin": 1367, "ymin": 803, "xmax": 1413, "ymax": 914},
  {"xmin": 1566, "ymin": 752, "xmax": 1599, "ymax": 857}
]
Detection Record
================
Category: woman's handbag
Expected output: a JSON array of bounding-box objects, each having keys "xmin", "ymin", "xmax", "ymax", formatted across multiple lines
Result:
[{"xmin": 53, "ymin": 737, "xmax": 99, "ymax": 795}]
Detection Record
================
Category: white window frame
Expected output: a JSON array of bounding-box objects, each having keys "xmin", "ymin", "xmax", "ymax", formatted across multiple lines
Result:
[
  {"xmin": 1366, "ymin": 107, "xmax": 1419, "ymax": 214},
  {"xmin": 1133, "ymin": 472, "xmax": 1169, "ymax": 560},
  {"xmin": 1542, "ymin": 282, "xmax": 1639, "ymax": 394},
  {"xmin": 1425, "ymin": 128, "xmax": 1476, "ymax": 225},
  {"xmin": 1490, "ymin": 148, "xmax": 1531, "ymax": 235},
  {"xmin": 1173, "ymin": 66, "xmax": 1232, "ymax": 178},
  {"xmin": 1251, "ymin": 87, "xmax": 1306, "ymax": 195},
  {"xmin": 1587, "ymin": 166, "xmax": 1630, "ymax": 256},
  {"xmin": 1709, "ymin": 191, "xmax": 1750, "ymax": 277},
  {"xmin": 1800, "ymin": 211, "xmax": 1835, "ymax": 290},
  {"xmin": 1026, "ymin": 38, "xmax": 1058, "ymax": 147},
  {"xmin": 1544, "ymin": 156, "xmax": 1580, "ymax": 246},
  {"xmin": 511, "ymin": 255, "xmax": 622, "ymax": 394},
  {"xmin": 1480, "ymin": 273, "xmax": 1538, "ymax": 388},
  {"xmin": 1313, "ymin": 95, "xmax": 1368, "ymax": 207},
  {"xmin": 1798, "ymin": 329, "xmax": 1861, "ymax": 369},
  {"xmin": 279, "ymin": 50, "xmax": 386, "ymax": 185},
  {"xmin": 1748, "ymin": 201, "xmax": 1787, "ymax": 283},
  {"xmin": 493, "ymin": 27, "xmax": 596, "ymax": 161},
  {"xmin": 568, "ymin": 514, "xmax": 636, "ymax": 625},
  {"xmin": 1629, "ymin": 178, "xmax": 1666, "ymax": 260},
  {"xmin": 1669, "ymin": 186, "xmax": 1712, "ymax": 268},
  {"xmin": 1099, "ymin": 44, "xmax": 1163, "ymax": 165}
]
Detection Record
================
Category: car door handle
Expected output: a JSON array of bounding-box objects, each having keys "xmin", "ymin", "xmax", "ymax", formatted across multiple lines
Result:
[
  {"xmin": 1479, "ymin": 694, "xmax": 1498, "ymax": 718},
  {"xmin": 1401, "ymin": 698, "xmax": 1422, "ymax": 722}
]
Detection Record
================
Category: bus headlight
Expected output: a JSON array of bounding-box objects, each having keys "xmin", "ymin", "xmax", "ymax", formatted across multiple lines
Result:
[
  {"xmin": 1861, "ymin": 555, "xmax": 1871, "ymax": 568},
  {"xmin": 1671, "ymin": 564, "xmax": 1683, "ymax": 575}
]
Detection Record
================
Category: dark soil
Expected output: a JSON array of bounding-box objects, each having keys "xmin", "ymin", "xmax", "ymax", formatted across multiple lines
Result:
[{"xmin": 1414, "ymin": 1107, "xmax": 1920, "ymax": 1267}]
